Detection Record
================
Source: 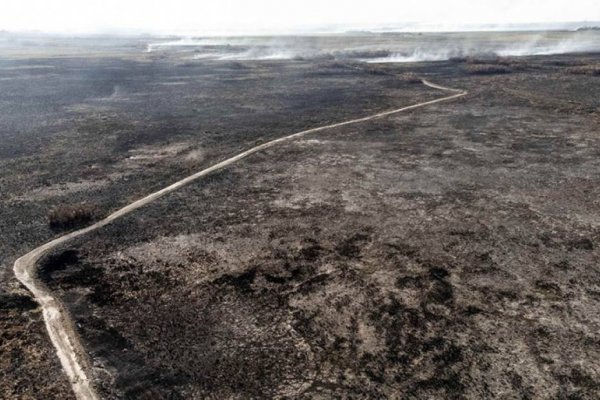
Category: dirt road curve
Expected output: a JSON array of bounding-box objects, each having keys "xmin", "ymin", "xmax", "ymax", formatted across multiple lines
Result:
[{"xmin": 13, "ymin": 80, "xmax": 466, "ymax": 400}]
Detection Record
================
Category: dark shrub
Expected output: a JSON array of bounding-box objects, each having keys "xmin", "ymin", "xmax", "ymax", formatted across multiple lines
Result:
[
  {"xmin": 464, "ymin": 64, "xmax": 513, "ymax": 75},
  {"xmin": 565, "ymin": 65, "xmax": 600, "ymax": 76},
  {"xmin": 48, "ymin": 203, "xmax": 100, "ymax": 230}
]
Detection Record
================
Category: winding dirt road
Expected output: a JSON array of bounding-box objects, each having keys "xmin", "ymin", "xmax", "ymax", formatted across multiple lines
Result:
[{"xmin": 13, "ymin": 79, "xmax": 466, "ymax": 400}]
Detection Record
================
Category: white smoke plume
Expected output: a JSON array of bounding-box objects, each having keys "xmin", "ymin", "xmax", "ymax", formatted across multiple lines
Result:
[{"xmin": 145, "ymin": 30, "xmax": 600, "ymax": 63}]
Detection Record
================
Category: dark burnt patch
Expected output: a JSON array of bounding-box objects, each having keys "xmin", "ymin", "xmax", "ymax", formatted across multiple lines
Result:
[
  {"xmin": 38, "ymin": 249, "xmax": 80, "ymax": 282},
  {"xmin": 335, "ymin": 231, "xmax": 371, "ymax": 259},
  {"xmin": 213, "ymin": 268, "xmax": 257, "ymax": 293},
  {"xmin": 0, "ymin": 293, "xmax": 38, "ymax": 311}
]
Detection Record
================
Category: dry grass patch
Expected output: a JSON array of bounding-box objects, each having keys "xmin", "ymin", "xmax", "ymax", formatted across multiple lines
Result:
[{"xmin": 48, "ymin": 203, "xmax": 100, "ymax": 230}]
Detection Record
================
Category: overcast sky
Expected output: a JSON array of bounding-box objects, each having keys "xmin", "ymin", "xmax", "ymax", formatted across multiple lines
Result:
[{"xmin": 2, "ymin": 0, "xmax": 600, "ymax": 34}]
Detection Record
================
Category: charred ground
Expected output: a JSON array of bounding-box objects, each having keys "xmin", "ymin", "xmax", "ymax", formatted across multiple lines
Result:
[
  {"xmin": 0, "ymin": 39, "xmax": 436, "ymax": 398},
  {"xmin": 37, "ymin": 54, "xmax": 600, "ymax": 398},
  {"xmin": 2, "ymin": 36, "xmax": 600, "ymax": 399}
]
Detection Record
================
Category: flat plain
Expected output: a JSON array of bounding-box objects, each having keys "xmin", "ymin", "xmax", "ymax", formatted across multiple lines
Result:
[{"xmin": 1, "ymin": 32, "xmax": 600, "ymax": 399}]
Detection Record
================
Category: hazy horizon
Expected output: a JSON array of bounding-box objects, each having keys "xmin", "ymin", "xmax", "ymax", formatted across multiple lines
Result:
[
  {"xmin": 2, "ymin": 21, "xmax": 600, "ymax": 38},
  {"xmin": 2, "ymin": 0, "xmax": 600, "ymax": 36}
]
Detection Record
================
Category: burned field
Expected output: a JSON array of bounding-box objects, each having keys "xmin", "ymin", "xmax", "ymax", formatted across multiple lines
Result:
[
  {"xmin": 2, "ymin": 35, "xmax": 600, "ymax": 398},
  {"xmin": 0, "ymin": 41, "xmax": 437, "ymax": 399},
  {"xmin": 31, "ymin": 53, "xmax": 600, "ymax": 398}
]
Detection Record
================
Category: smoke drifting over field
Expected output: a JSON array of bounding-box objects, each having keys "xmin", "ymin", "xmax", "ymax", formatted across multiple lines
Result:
[
  {"xmin": 145, "ymin": 30, "xmax": 600, "ymax": 63},
  {"xmin": 496, "ymin": 35, "xmax": 600, "ymax": 56},
  {"xmin": 368, "ymin": 33, "xmax": 600, "ymax": 62}
]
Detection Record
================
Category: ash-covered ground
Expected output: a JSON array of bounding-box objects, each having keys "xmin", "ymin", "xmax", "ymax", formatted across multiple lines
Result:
[
  {"xmin": 0, "ymin": 36, "xmax": 436, "ymax": 399},
  {"xmin": 2, "ymin": 34, "xmax": 600, "ymax": 398}
]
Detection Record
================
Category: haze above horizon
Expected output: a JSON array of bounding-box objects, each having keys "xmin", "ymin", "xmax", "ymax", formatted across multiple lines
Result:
[{"xmin": 1, "ymin": 0, "xmax": 600, "ymax": 35}]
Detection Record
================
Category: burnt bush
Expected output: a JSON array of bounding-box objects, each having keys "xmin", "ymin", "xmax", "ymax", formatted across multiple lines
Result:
[
  {"xmin": 398, "ymin": 72, "xmax": 422, "ymax": 84},
  {"xmin": 565, "ymin": 65, "xmax": 600, "ymax": 76},
  {"xmin": 464, "ymin": 64, "xmax": 513, "ymax": 75},
  {"xmin": 48, "ymin": 203, "xmax": 100, "ymax": 230}
]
